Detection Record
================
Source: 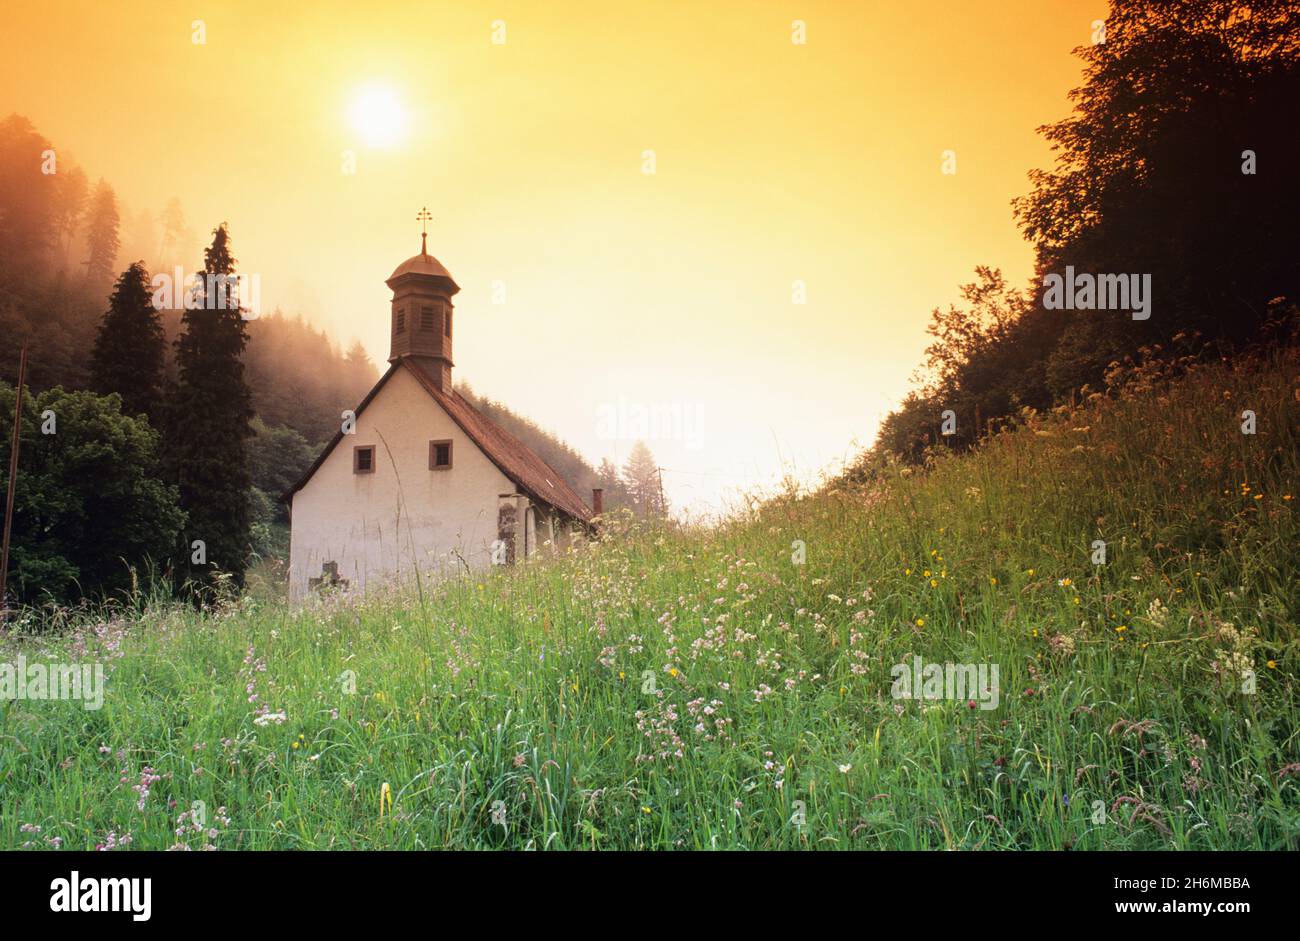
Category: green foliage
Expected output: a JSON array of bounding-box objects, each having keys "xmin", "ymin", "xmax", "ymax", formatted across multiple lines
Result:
[
  {"xmin": 2, "ymin": 351, "xmax": 1294, "ymax": 849},
  {"xmin": 248, "ymin": 417, "xmax": 314, "ymax": 500},
  {"xmin": 0, "ymin": 383, "xmax": 184, "ymax": 604},
  {"xmin": 91, "ymin": 262, "xmax": 165, "ymax": 422},
  {"xmin": 246, "ymin": 487, "xmax": 287, "ymax": 563}
]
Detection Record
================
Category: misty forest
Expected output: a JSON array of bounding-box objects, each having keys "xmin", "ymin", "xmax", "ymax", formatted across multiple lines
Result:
[{"xmin": 0, "ymin": 115, "xmax": 655, "ymax": 605}]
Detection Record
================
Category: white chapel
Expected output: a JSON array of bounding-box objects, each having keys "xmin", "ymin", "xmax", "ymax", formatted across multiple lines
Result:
[{"xmin": 284, "ymin": 230, "xmax": 593, "ymax": 600}]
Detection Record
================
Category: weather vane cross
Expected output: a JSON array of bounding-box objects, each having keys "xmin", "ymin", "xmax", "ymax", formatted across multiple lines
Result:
[{"xmin": 416, "ymin": 206, "xmax": 433, "ymax": 254}]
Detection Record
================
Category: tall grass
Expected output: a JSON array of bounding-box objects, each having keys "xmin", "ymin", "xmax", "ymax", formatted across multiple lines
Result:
[{"xmin": 1, "ymin": 349, "xmax": 1296, "ymax": 849}]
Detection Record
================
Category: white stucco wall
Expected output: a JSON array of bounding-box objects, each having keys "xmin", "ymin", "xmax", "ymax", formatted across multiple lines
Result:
[{"xmin": 288, "ymin": 367, "xmax": 517, "ymax": 601}]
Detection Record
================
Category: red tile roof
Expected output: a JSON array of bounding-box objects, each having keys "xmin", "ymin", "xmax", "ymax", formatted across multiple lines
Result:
[{"xmin": 283, "ymin": 358, "xmax": 592, "ymax": 525}]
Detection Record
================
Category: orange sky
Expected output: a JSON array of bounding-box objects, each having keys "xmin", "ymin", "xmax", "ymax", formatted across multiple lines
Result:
[{"xmin": 2, "ymin": 0, "xmax": 1101, "ymax": 514}]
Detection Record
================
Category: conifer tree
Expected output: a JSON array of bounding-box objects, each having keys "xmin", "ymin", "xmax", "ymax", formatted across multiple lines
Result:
[
  {"xmin": 622, "ymin": 440, "xmax": 666, "ymax": 517},
  {"xmin": 343, "ymin": 338, "xmax": 377, "ymax": 400},
  {"xmin": 82, "ymin": 178, "xmax": 120, "ymax": 287},
  {"xmin": 52, "ymin": 164, "xmax": 88, "ymax": 270},
  {"xmin": 90, "ymin": 261, "xmax": 165, "ymax": 421},
  {"xmin": 167, "ymin": 223, "xmax": 254, "ymax": 587},
  {"xmin": 595, "ymin": 457, "xmax": 631, "ymax": 512},
  {"xmin": 157, "ymin": 196, "xmax": 187, "ymax": 268}
]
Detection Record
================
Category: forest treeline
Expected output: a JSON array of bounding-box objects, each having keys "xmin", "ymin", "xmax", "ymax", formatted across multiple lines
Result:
[
  {"xmin": 0, "ymin": 113, "xmax": 658, "ymax": 606},
  {"xmin": 845, "ymin": 0, "xmax": 1300, "ymax": 478}
]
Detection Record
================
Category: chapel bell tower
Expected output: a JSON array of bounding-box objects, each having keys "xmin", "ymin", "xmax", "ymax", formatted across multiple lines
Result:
[{"xmin": 386, "ymin": 207, "xmax": 460, "ymax": 392}]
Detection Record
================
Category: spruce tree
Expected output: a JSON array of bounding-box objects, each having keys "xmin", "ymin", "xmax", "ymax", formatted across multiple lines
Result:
[
  {"xmin": 82, "ymin": 178, "xmax": 120, "ymax": 287},
  {"xmin": 343, "ymin": 338, "xmax": 377, "ymax": 400},
  {"xmin": 595, "ymin": 458, "xmax": 631, "ymax": 512},
  {"xmin": 622, "ymin": 440, "xmax": 666, "ymax": 516},
  {"xmin": 157, "ymin": 196, "xmax": 187, "ymax": 268},
  {"xmin": 168, "ymin": 223, "xmax": 254, "ymax": 587},
  {"xmin": 91, "ymin": 262, "xmax": 165, "ymax": 420}
]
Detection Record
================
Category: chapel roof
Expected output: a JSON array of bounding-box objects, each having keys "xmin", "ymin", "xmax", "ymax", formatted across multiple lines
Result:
[
  {"xmin": 387, "ymin": 251, "xmax": 456, "ymax": 283},
  {"xmin": 282, "ymin": 358, "xmax": 593, "ymax": 525}
]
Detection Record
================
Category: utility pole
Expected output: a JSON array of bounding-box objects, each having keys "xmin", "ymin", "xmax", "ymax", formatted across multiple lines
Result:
[
  {"xmin": 656, "ymin": 466, "xmax": 666, "ymax": 517},
  {"xmin": 1, "ymin": 345, "xmax": 27, "ymax": 616}
]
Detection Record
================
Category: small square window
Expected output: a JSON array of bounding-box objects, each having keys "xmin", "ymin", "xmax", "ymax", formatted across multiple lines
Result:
[
  {"xmin": 395, "ymin": 308, "xmax": 406, "ymax": 333},
  {"xmin": 429, "ymin": 439, "xmax": 452, "ymax": 469},
  {"xmin": 421, "ymin": 306, "xmax": 435, "ymax": 330},
  {"xmin": 353, "ymin": 445, "xmax": 375, "ymax": 474}
]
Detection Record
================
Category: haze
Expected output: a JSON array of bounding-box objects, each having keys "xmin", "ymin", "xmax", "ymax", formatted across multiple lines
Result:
[{"xmin": 1, "ymin": 0, "xmax": 1098, "ymax": 514}]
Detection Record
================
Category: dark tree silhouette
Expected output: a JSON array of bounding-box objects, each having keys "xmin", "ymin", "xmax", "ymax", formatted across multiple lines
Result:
[
  {"xmin": 167, "ymin": 223, "xmax": 254, "ymax": 587},
  {"xmin": 1014, "ymin": 0, "xmax": 1300, "ymax": 359},
  {"xmin": 91, "ymin": 262, "xmax": 166, "ymax": 421},
  {"xmin": 866, "ymin": 0, "xmax": 1300, "ymax": 467}
]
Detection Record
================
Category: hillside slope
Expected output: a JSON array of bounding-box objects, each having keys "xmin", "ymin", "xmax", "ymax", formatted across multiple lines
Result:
[{"xmin": 2, "ymin": 349, "xmax": 1296, "ymax": 850}]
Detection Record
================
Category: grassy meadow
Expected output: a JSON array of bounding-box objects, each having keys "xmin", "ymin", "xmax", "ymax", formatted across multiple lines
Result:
[{"xmin": 2, "ymin": 349, "xmax": 1297, "ymax": 850}]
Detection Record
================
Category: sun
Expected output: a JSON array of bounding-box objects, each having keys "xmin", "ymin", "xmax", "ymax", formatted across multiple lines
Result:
[{"xmin": 349, "ymin": 83, "xmax": 407, "ymax": 148}]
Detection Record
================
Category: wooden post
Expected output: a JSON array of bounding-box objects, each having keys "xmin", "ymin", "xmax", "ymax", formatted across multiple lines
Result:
[{"xmin": 1, "ymin": 346, "xmax": 28, "ymax": 614}]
